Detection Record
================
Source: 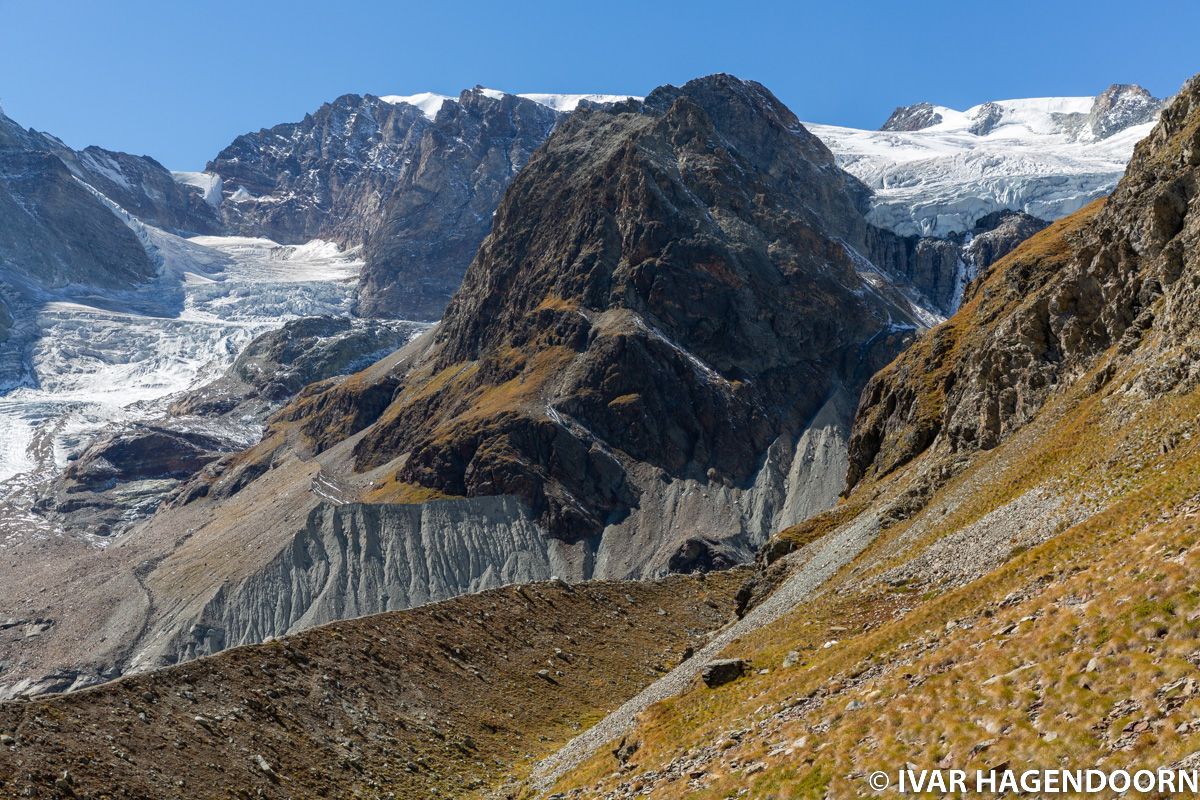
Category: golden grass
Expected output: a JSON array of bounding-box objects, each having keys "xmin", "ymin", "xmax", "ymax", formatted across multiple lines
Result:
[{"xmin": 362, "ymin": 476, "xmax": 460, "ymax": 505}]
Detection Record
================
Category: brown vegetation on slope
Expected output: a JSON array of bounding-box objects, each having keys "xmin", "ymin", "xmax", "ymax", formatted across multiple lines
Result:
[{"xmin": 0, "ymin": 572, "xmax": 742, "ymax": 800}]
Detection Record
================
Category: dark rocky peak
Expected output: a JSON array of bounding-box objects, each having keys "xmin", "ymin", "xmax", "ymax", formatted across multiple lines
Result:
[
  {"xmin": 282, "ymin": 73, "xmax": 924, "ymax": 542},
  {"xmin": 968, "ymin": 102, "xmax": 1005, "ymax": 136},
  {"xmin": 1088, "ymin": 83, "xmax": 1163, "ymax": 139},
  {"xmin": 880, "ymin": 101, "xmax": 943, "ymax": 132},
  {"xmin": 434, "ymin": 74, "xmax": 882, "ymax": 367}
]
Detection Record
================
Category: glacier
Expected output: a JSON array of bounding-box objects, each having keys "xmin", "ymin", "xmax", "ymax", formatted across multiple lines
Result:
[
  {"xmin": 0, "ymin": 233, "xmax": 367, "ymax": 517},
  {"xmin": 805, "ymin": 96, "xmax": 1156, "ymax": 237}
]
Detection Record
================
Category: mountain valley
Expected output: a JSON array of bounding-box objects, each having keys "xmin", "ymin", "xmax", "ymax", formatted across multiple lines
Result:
[{"xmin": 0, "ymin": 52, "xmax": 1192, "ymax": 800}]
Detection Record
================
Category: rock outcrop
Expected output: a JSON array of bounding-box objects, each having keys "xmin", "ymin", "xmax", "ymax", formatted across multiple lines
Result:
[
  {"xmin": 881, "ymin": 102, "xmax": 943, "ymax": 132},
  {"xmin": 1087, "ymin": 83, "xmax": 1164, "ymax": 140}
]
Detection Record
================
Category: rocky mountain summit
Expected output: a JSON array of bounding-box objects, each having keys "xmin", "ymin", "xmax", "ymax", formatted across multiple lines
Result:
[
  {"xmin": 880, "ymin": 101, "xmax": 943, "ymax": 131},
  {"xmin": 1086, "ymin": 82, "xmax": 1164, "ymax": 139},
  {"xmin": 199, "ymin": 89, "xmax": 632, "ymax": 320}
]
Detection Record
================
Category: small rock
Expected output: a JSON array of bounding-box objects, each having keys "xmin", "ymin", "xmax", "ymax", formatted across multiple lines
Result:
[
  {"xmin": 701, "ymin": 658, "xmax": 748, "ymax": 688},
  {"xmin": 1084, "ymin": 657, "xmax": 1100, "ymax": 673},
  {"xmin": 54, "ymin": 770, "xmax": 75, "ymax": 796},
  {"xmin": 970, "ymin": 738, "xmax": 997, "ymax": 755},
  {"xmin": 782, "ymin": 651, "xmax": 800, "ymax": 668},
  {"xmin": 846, "ymin": 699, "xmax": 864, "ymax": 711},
  {"xmin": 254, "ymin": 754, "xmax": 279, "ymax": 782},
  {"xmin": 0, "ymin": 734, "xmax": 13, "ymax": 746}
]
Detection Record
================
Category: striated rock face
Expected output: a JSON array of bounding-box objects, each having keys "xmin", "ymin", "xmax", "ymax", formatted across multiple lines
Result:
[
  {"xmin": 136, "ymin": 495, "xmax": 571, "ymax": 669},
  {"xmin": 206, "ymin": 90, "xmax": 562, "ymax": 320},
  {"xmin": 847, "ymin": 75, "xmax": 1200, "ymax": 488},
  {"xmin": 881, "ymin": 102, "xmax": 943, "ymax": 132}
]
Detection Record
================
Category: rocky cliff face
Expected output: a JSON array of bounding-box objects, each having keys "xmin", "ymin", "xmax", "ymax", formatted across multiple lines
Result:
[
  {"xmin": 0, "ymin": 113, "xmax": 156, "ymax": 293},
  {"xmin": 206, "ymin": 90, "xmax": 563, "ymax": 320},
  {"xmin": 867, "ymin": 210, "xmax": 1049, "ymax": 315},
  {"xmin": 847, "ymin": 75, "xmax": 1200, "ymax": 488}
]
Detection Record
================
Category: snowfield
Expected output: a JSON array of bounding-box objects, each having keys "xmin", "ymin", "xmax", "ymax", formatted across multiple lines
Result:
[
  {"xmin": 806, "ymin": 96, "xmax": 1155, "ymax": 236},
  {"xmin": 0, "ymin": 234, "xmax": 365, "ymax": 490}
]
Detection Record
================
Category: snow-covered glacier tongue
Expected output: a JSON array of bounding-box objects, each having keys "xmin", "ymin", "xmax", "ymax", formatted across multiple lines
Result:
[
  {"xmin": 0, "ymin": 233, "xmax": 402, "ymax": 542},
  {"xmin": 806, "ymin": 86, "xmax": 1162, "ymax": 238}
]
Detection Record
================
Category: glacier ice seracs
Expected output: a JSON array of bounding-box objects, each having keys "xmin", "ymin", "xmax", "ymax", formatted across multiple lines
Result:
[{"xmin": 805, "ymin": 90, "xmax": 1161, "ymax": 237}]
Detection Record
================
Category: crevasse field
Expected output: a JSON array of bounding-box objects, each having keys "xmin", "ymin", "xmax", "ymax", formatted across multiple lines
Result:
[{"xmin": 0, "ymin": 233, "xmax": 363, "ymax": 536}]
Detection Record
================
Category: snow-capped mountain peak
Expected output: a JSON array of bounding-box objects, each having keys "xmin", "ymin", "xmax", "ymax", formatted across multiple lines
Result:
[
  {"xmin": 807, "ymin": 84, "xmax": 1163, "ymax": 237},
  {"xmin": 377, "ymin": 91, "xmax": 453, "ymax": 120}
]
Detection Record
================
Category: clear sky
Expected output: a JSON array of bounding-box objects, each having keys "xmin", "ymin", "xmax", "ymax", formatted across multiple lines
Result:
[{"xmin": 1, "ymin": 0, "xmax": 1197, "ymax": 170}]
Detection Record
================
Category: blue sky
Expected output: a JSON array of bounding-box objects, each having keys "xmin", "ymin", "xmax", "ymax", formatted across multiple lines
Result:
[{"xmin": 1, "ymin": 0, "xmax": 1197, "ymax": 170}]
